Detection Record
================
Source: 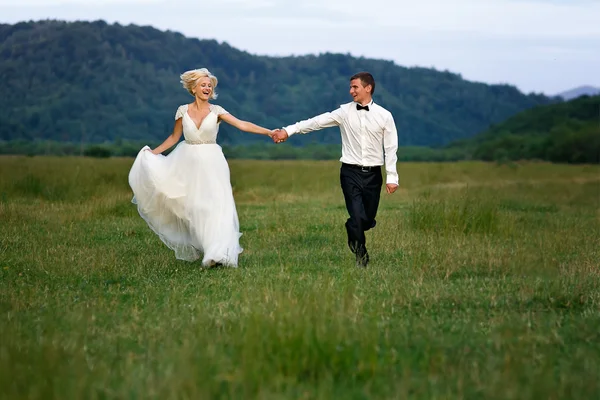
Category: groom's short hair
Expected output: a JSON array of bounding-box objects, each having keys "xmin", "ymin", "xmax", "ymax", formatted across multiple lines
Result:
[{"xmin": 350, "ymin": 72, "xmax": 375, "ymax": 95}]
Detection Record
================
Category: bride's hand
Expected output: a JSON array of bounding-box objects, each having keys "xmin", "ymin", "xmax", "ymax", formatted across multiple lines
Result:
[{"xmin": 272, "ymin": 129, "xmax": 288, "ymax": 144}]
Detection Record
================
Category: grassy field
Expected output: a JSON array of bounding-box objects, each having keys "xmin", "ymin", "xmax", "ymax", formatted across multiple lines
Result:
[{"xmin": 1, "ymin": 156, "xmax": 599, "ymax": 399}]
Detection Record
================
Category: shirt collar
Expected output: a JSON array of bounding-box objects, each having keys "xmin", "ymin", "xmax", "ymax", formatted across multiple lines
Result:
[{"xmin": 355, "ymin": 99, "xmax": 374, "ymax": 107}]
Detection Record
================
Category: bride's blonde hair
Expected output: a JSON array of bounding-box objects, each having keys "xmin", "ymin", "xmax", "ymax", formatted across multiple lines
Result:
[{"xmin": 180, "ymin": 68, "xmax": 218, "ymax": 99}]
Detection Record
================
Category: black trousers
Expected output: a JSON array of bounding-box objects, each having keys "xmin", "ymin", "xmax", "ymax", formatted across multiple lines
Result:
[{"xmin": 340, "ymin": 163, "xmax": 383, "ymax": 253}]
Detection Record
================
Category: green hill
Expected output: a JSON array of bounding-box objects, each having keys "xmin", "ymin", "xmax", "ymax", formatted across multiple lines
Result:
[
  {"xmin": 0, "ymin": 20, "xmax": 553, "ymax": 148},
  {"xmin": 448, "ymin": 95, "xmax": 600, "ymax": 163}
]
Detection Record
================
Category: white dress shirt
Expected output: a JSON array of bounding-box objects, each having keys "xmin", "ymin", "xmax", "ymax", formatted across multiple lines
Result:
[{"xmin": 283, "ymin": 100, "xmax": 399, "ymax": 185}]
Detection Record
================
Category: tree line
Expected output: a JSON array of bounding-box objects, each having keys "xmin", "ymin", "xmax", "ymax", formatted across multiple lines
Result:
[
  {"xmin": 2, "ymin": 96, "xmax": 596, "ymax": 164},
  {"xmin": 0, "ymin": 20, "xmax": 552, "ymax": 149},
  {"xmin": 448, "ymin": 95, "xmax": 600, "ymax": 164}
]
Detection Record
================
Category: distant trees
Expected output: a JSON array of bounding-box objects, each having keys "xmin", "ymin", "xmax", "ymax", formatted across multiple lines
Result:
[
  {"xmin": 453, "ymin": 95, "xmax": 600, "ymax": 164},
  {"xmin": 2, "ymin": 20, "xmax": 596, "ymax": 163},
  {"xmin": 1, "ymin": 20, "xmax": 552, "ymax": 148}
]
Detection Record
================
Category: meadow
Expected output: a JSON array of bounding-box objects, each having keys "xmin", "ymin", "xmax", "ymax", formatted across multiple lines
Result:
[{"xmin": 0, "ymin": 156, "xmax": 599, "ymax": 399}]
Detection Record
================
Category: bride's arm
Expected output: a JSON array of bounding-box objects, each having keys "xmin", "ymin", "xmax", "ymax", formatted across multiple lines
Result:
[
  {"xmin": 151, "ymin": 119, "xmax": 184, "ymax": 154},
  {"xmin": 219, "ymin": 113, "xmax": 274, "ymax": 137}
]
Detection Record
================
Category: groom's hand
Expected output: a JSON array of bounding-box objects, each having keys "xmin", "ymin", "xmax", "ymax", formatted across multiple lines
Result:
[
  {"xmin": 386, "ymin": 184, "xmax": 398, "ymax": 194},
  {"xmin": 272, "ymin": 129, "xmax": 288, "ymax": 144}
]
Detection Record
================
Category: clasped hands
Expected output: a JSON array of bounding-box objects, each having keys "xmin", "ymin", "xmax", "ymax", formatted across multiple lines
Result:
[{"xmin": 269, "ymin": 128, "xmax": 288, "ymax": 144}]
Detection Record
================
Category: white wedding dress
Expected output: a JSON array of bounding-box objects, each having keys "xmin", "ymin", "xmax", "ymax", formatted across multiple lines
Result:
[{"xmin": 128, "ymin": 104, "xmax": 242, "ymax": 267}]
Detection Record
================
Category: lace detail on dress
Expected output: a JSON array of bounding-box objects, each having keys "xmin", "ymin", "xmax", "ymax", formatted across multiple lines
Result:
[
  {"xmin": 175, "ymin": 105, "xmax": 187, "ymax": 120},
  {"xmin": 210, "ymin": 104, "xmax": 229, "ymax": 116}
]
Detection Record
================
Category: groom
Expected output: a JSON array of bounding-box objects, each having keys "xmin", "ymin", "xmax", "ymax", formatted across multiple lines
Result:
[{"xmin": 272, "ymin": 72, "xmax": 399, "ymax": 267}]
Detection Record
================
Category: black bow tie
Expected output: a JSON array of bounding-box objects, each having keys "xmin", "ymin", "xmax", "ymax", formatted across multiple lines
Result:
[{"xmin": 356, "ymin": 104, "xmax": 370, "ymax": 111}]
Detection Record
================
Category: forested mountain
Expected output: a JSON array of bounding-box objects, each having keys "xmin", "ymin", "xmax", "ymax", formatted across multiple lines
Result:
[
  {"xmin": 0, "ymin": 20, "xmax": 554, "ymax": 147},
  {"xmin": 448, "ymin": 95, "xmax": 600, "ymax": 163}
]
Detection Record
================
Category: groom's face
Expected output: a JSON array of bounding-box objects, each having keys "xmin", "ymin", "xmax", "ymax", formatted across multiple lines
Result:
[{"xmin": 349, "ymin": 78, "xmax": 371, "ymax": 104}]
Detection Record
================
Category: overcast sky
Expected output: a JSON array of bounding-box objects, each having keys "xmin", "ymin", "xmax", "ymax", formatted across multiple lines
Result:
[{"xmin": 1, "ymin": 0, "xmax": 598, "ymax": 95}]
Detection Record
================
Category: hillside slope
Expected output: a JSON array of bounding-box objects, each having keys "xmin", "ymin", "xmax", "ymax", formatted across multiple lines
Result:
[{"xmin": 0, "ymin": 20, "xmax": 552, "ymax": 146}]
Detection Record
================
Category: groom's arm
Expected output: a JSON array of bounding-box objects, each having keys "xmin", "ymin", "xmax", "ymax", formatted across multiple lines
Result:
[
  {"xmin": 383, "ymin": 112, "xmax": 399, "ymax": 192},
  {"xmin": 282, "ymin": 108, "xmax": 344, "ymax": 138}
]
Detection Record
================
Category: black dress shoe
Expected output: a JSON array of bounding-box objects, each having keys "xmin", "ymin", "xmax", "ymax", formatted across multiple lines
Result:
[{"xmin": 355, "ymin": 246, "xmax": 369, "ymax": 268}]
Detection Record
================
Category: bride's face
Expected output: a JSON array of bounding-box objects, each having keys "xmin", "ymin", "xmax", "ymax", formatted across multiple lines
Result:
[{"xmin": 194, "ymin": 77, "xmax": 213, "ymax": 100}]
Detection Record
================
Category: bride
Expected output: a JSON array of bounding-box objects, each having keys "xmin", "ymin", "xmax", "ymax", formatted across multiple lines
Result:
[{"xmin": 128, "ymin": 68, "xmax": 274, "ymax": 267}]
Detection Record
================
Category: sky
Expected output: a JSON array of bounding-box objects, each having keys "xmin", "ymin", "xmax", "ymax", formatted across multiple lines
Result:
[{"xmin": 1, "ymin": 0, "xmax": 598, "ymax": 95}]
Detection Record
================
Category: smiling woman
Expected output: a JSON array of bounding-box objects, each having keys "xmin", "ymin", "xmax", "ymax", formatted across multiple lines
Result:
[{"xmin": 127, "ymin": 67, "xmax": 275, "ymax": 268}]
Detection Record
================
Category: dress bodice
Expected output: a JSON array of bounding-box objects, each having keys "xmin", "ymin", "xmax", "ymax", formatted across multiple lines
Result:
[{"xmin": 175, "ymin": 104, "xmax": 228, "ymax": 144}]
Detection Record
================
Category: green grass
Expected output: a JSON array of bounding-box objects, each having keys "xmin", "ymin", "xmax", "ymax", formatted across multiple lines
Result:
[{"xmin": 1, "ymin": 156, "xmax": 599, "ymax": 399}]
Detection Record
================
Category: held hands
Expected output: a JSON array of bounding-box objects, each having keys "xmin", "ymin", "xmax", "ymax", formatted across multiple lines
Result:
[{"xmin": 271, "ymin": 128, "xmax": 288, "ymax": 144}]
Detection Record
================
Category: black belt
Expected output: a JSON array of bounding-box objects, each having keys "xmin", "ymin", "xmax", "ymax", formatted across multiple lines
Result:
[{"xmin": 342, "ymin": 163, "xmax": 381, "ymax": 172}]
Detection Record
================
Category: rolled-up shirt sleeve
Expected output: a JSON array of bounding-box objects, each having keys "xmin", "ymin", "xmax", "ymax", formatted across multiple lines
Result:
[
  {"xmin": 283, "ymin": 108, "xmax": 344, "ymax": 137},
  {"xmin": 383, "ymin": 114, "xmax": 399, "ymax": 185}
]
